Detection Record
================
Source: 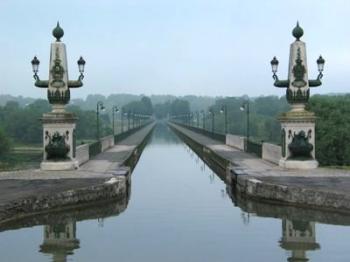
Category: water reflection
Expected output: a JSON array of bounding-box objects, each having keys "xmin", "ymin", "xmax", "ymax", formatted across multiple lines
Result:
[
  {"xmin": 2, "ymin": 123, "xmax": 350, "ymax": 261},
  {"xmin": 175, "ymin": 123, "xmax": 350, "ymax": 261},
  {"xmin": 148, "ymin": 121, "xmax": 181, "ymax": 145},
  {"xmin": 40, "ymin": 221, "xmax": 79, "ymax": 262},
  {"xmin": 280, "ymin": 219, "xmax": 320, "ymax": 262}
]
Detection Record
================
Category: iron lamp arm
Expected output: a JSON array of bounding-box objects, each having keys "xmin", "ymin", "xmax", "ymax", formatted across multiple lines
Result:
[{"xmin": 33, "ymin": 75, "xmax": 49, "ymax": 88}]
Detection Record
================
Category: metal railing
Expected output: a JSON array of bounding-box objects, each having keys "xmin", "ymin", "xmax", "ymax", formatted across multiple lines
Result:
[
  {"xmin": 88, "ymin": 141, "xmax": 102, "ymax": 158},
  {"xmin": 246, "ymin": 139, "xmax": 263, "ymax": 157},
  {"xmin": 88, "ymin": 120, "xmax": 154, "ymax": 158},
  {"xmin": 170, "ymin": 120, "xmax": 226, "ymax": 143},
  {"xmin": 114, "ymin": 120, "xmax": 153, "ymax": 143}
]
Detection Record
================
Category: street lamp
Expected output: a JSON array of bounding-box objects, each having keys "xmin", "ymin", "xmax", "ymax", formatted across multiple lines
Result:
[
  {"xmin": 220, "ymin": 105, "xmax": 228, "ymax": 134},
  {"xmin": 112, "ymin": 106, "xmax": 119, "ymax": 136},
  {"xmin": 127, "ymin": 110, "xmax": 131, "ymax": 131},
  {"xmin": 201, "ymin": 110, "xmax": 206, "ymax": 130},
  {"xmin": 240, "ymin": 101, "xmax": 250, "ymax": 142},
  {"xmin": 209, "ymin": 109, "xmax": 215, "ymax": 133},
  {"xmin": 270, "ymin": 22, "xmax": 325, "ymax": 102},
  {"xmin": 269, "ymin": 22, "xmax": 325, "ymax": 169},
  {"xmin": 196, "ymin": 111, "xmax": 200, "ymax": 128},
  {"xmin": 120, "ymin": 107, "xmax": 124, "ymax": 133},
  {"xmin": 31, "ymin": 22, "xmax": 86, "ymax": 94},
  {"xmin": 96, "ymin": 101, "xmax": 105, "ymax": 140},
  {"xmin": 30, "ymin": 22, "xmax": 86, "ymax": 170}
]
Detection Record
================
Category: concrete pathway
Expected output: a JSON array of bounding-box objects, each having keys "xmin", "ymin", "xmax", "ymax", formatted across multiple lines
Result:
[{"xmin": 0, "ymin": 123, "xmax": 155, "ymax": 223}]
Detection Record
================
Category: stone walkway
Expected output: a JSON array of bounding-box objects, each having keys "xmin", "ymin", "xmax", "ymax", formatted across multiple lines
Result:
[
  {"xmin": 0, "ymin": 123, "xmax": 155, "ymax": 223},
  {"xmin": 169, "ymin": 122, "xmax": 350, "ymax": 213}
]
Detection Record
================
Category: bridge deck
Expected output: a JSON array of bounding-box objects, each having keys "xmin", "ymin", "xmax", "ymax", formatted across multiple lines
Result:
[
  {"xmin": 169, "ymin": 122, "xmax": 350, "ymax": 213},
  {"xmin": 0, "ymin": 123, "xmax": 155, "ymax": 223}
]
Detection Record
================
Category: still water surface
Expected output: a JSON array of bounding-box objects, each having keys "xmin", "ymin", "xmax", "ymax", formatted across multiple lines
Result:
[{"xmin": 1, "ymin": 123, "xmax": 350, "ymax": 262}]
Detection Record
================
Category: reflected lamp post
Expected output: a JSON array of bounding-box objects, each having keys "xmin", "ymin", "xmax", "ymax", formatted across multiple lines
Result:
[
  {"xmin": 112, "ymin": 106, "xmax": 119, "ymax": 135},
  {"xmin": 220, "ymin": 105, "xmax": 228, "ymax": 134},
  {"xmin": 240, "ymin": 101, "xmax": 250, "ymax": 142},
  {"xmin": 96, "ymin": 101, "xmax": 105, "ymax": 140}
]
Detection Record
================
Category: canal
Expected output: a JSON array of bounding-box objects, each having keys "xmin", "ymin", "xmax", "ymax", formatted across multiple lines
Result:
[{"xmin": 1, "ymin": 123, "xmax": 350, "ymax": 261}]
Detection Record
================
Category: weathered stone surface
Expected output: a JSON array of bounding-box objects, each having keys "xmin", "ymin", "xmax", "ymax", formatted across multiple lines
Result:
[
  {"xmin": 226, "ymin": 134, "xmax": 245, "ymax": 150},
  {"xmin": 262, "ymin": 142, "xmax": 281, "ymax": 164},
  {"xmin": 0, "ymin": 123, "xmax": 155, "ymax": 223},
  {"xmin": 76, "ymin": 144, "xmax": 89, "ymax": 166},
  {"xmin": 170, "ymin": 122, "xmax": 350, "ymax": 214}
]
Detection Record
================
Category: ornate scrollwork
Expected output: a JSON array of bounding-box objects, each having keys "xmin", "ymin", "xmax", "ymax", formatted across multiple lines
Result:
[
  {"xmin": 50, "ymin": 48, "xmax": 66, "ymax": 88},
  {"xmin": 291, "ymin": 48, "xmax": 307, "ymax": 88}
]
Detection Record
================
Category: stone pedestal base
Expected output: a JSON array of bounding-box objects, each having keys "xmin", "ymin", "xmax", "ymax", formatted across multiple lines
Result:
[
  {"xmin": 41, "ymin": 160, "xmax": 79, "ymax": 171},
  {"xmin": 279, "ymin": 159, "xmax": 318, "ymax": 169},
  {"xmin": 41, "ymin": 112, "xmax": 78, "ymax": 171}
]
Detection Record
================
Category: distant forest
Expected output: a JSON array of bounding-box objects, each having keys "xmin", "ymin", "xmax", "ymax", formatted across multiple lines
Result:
[{"xmin": 0, "ymin": 93, "xmax": 350, "ymax": 166}]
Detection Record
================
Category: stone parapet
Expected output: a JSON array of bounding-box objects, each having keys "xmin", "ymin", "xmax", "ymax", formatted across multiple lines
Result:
[
  {"xmin": 100, "ymin": 135, "xmax": 114, "ymax": 152},
  {"xmin": 262, "ymin": 143, "xmax": 282, "ymax": 165},
  {"xmin": 226, "ymin": 134, "xmax": 245, "ymax": 151},
  {"xmin": 76, "ymin": 144, "xmax": 89, "ymax": 166}
]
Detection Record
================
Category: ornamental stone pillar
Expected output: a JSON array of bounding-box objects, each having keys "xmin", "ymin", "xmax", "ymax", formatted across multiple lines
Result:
[
  {"xmin": 31, "ymin": 23, "xmax": 85, "ymax": 171},
  {"xmin": 270, "ymin": 23, "xmax": 325, "ymax": 169}
]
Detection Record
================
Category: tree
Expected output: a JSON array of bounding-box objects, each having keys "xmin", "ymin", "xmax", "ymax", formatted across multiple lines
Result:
[{"xmin": 0, "ymin": 127, "xmax": 11, "ymax": 156}]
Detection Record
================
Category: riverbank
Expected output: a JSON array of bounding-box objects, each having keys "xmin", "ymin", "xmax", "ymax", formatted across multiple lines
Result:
[
  {"xmin": 169, "ymin": 122, "xmax": 350, "ymax": 214},
  {"xmin": 0, "ymin": 122, "xmax": 155, "ymax": 225}
]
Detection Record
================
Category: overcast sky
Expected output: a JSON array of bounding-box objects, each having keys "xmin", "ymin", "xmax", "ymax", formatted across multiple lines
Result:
[{"xmin": 0, "ymin": 0, "xmax": 349, "ymax": 99}]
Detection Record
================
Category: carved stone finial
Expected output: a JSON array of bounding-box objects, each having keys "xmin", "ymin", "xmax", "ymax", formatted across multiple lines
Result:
[
  {"xmin": 292, "ymin": 22, "xmax": 304, "ymax": 41},
  {"xmin": 53, "ymin": 22, "xmax": 64, "ymax": 41}
]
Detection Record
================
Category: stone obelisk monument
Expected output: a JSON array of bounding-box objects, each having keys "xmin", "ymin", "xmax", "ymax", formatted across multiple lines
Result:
[
  {"xmin": 271, "ymin": 23, "xmax": 325, "ymax": 169},
  {"xmin": 31, "ymin": 23, "xmax": 85, "ymax": 171}
]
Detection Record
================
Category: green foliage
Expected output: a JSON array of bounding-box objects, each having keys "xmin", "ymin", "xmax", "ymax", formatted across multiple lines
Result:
[
  {"xmin": 122, "ymin": 96, "xmax": 154, "ymax": 115},
  {"xmin": 0, "ymin": 100, "xmax": 50, "ymax": 144},
  {"xmin": 309, "ymin": 95, "xmax": 350, "ymax": 166},
  {"xmin": 0, "ymin": 127, "xmax": 11, "ymax": 156},
  {"xmin": 199, "ymin": 96, "xmax": 287, "ymax": 143}
]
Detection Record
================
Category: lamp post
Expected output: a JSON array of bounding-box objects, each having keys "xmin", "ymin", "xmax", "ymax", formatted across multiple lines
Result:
[
  {"xmin": 31, "ymin": 22, "xmax": 85, "ymax": 171},
  {"xmin": 209, "ymin": 109, "xmax": 215, "ymax": 133},
  {"xmin": 196, "ymin": 111, "xmax": 200, "ymax": 128},
  {"xmin": 96, "ymin": 101, "xmax": 105, "ymax": 140},
  {"xmin": 120, "ymin": 107, "xmax": 124, "ymax": 133},
  {"xmin": 240, "ymin": 101, "xmax": 250, "ymax": 143},
  {"xmin": 127, "ymin": 111, "xmax": 131, "ymax": 131},
  {"xmin": 112, "ymin": 106, "xmax": 119, "ymax": 136},
  {"xmin": 201, "ymin": 110, "xmax": 206, "ymax": 130},
  {"xmin": 220, "ymin": 105, "xmax": 228, "ymax": 134},
  {"xmin": 270, "ymin": 22, "xmax": 325, "ymax": 169}
]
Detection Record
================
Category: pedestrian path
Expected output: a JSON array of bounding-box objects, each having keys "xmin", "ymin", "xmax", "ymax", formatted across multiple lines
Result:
[{"xmin": 169, "ymin": 122, "xmax": 350, "ymax": 213}]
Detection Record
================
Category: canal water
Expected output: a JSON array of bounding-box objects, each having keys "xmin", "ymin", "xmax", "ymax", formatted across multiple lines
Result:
[{"xmin": 1, "ymin": 123, "xmax": 350, "ymax": 262}]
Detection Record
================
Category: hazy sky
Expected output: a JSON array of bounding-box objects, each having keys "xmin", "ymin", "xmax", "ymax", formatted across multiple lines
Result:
[{"xmin": 0, "ymin": 0, "xmax": 349, "ymax": 99}]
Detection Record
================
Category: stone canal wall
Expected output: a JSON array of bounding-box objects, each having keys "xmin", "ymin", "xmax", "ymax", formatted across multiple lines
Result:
[
  {"xmin": 0, "ymin": 122, "xmax": 155, "ymax": 224},
  {"xmin": 169, "ymin": 121, "xmax": 350, "ymax": 215}
]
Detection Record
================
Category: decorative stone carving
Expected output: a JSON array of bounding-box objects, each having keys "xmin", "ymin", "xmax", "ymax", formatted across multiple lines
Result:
[
  {"xmin": 45, "ymin": 131, "xmax": 70, "ymax": 160},
  {"xmin": 288, "ymin": 130, "xmax": 313, "ymax": 160}
]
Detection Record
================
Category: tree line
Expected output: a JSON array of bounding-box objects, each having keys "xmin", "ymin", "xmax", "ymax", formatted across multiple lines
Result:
[{"xmin": 1, "ymin": 94, "xmax": 350, "ymax": 166}]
